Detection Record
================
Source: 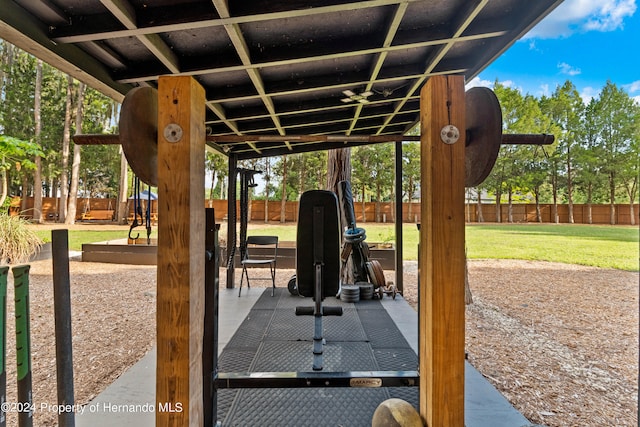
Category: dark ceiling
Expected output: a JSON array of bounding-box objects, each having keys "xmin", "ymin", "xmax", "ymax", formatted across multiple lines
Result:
[{"xmin": 0, "ymin": 0, "xmax": 563, "ymax": 159}]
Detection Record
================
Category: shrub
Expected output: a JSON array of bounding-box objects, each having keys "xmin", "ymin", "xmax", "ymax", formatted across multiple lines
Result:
[{"xmin": 0, "ymin": 214, "xmax": 43, "ymax": 264}]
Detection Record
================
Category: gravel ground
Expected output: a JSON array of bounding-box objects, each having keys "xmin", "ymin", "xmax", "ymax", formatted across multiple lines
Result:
[{"xmin": 1, "ymin": 254, "xmax": 636, "ymax": 426}]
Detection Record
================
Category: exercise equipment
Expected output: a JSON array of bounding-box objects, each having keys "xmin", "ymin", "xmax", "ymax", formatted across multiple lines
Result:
[
  {"xmin": 464, "ymin": 87, "xmax": 555, "ymax": 187},
  {"xmin": 74, "ymin": 88, "xmax": 553, "ymax": 196},
  {"xmin": 12, "ymin": 265, "xmax": 33, "ymax": 427},
  {"xmin": 213, "ymin": 189, "xmax": 418, "ymax": 421},
  {"xmin": 371, "ymin": 398, "xmax": 423, "ymax": 427},
  {"xmin": 128, "ymin": 176, "xmax": 144, "ymax": 242},
  {"xmin": 337, "ymin": 181, "xmax": 397, "ymax": 299},
  {"xmin": 119, "ymin": 87, "xmax": 158, "ymax": 187},
  {"xmin": 225, "ymin": 168, "xmax": 261, "ymax": 279},
  {"xmin": 295, "ymin": 190, "xmax": 343, "ymax": 370}
]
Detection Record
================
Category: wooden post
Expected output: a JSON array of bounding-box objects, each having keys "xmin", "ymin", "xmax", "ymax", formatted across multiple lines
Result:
[
  {"xmin": 418, "ymin": 75, "xmax": 466, "ymax": 426},
  {"xmin": 156, "ymin": 76, "xmax": 205, "ymax": 426}
]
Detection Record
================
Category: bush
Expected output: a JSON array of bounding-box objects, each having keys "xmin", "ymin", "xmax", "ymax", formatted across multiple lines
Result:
[{"xmin": 0, "ymin": 214, "xmax": 43, "ymax": 264}]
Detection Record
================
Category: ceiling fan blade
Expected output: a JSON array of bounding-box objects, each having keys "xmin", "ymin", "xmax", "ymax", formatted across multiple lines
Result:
[
  {"xmin": 341, "ymin": 97, "xmax": 353, "ymax": 103},
  {"xmin": 342, "ymin": 90, "xmax": 355, "ymax": 97}
]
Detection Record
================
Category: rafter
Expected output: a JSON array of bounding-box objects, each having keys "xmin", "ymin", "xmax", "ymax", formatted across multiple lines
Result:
[{"xmin": 99, "ymin": 0, "xmax": 180, "ymax": 73}]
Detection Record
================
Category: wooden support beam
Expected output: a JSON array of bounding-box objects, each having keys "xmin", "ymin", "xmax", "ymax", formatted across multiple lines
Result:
[
  {"xmin": 156, "ymin": 76, "xmax": 206, "ymax": 426},
  {"xmin": 418, "ymin": 75, "xmax": 465, "ymax": 426}
]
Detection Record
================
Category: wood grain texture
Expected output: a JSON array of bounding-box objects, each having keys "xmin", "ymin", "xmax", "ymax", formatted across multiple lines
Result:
[
  {"xmin": 156, "ymin": 76, "xmax": 206, "ymax": 426},
  {"xmin": 418, "ymin": 75, "xmax": 466, "ymax": 426}
]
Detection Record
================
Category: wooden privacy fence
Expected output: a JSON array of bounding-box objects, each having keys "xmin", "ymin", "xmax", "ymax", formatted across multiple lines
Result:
[{"xmin": 10, "ymin": 197, "xmax": 639, "ymax": 225}]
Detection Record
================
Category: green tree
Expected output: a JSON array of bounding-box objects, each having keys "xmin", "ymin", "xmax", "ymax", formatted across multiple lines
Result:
[
  {"xmin": 401, "ymin": 141, "xmax": 420, "ymax": 222},
  {"xmin": 574, "ymin": 99, "xmax": 607, "ymax": 223},
  {"xmin": 591, "ymin": 81, "xmax": 638, "ymax": 224},
  {"xmin": 205, "ymin": 150, "xmax": 227, "ymax": 200},
  {"xmin": 352, "ymin": 143, "xmax": 394, "ymax": 222},
  {"xmin": 0, "ymin": 136, "xmax": 43, "ymax": 207},
  {"xmin": 544, "ymin": 81, "xmax": 584, "ymax": 223}
]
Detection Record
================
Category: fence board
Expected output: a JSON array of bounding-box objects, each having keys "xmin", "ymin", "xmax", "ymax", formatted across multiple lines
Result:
[{"xmin": 10, "ymin": 197, "xmax": 640, "ymax": 225}]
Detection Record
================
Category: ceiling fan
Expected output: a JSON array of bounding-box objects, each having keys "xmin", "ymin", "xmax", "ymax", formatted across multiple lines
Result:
[{"xmin": 341, "ymin": 89, "xmax": 373, "ymax": 104}]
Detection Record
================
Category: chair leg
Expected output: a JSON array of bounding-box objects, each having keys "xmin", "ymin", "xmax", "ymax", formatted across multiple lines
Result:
[
  {"xmin": 239, "ymin": 265, "xmax": 247, "ymax": 297},
  {"xmin": 270, "ymin": 263, "xmax": 276, "ymax": 296}
]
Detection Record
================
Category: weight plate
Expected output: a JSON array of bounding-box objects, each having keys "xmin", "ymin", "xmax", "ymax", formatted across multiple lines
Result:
[
  {"xmin": 465, "ymin": 87, "xmax": 502, "ymax": 187},
  {"xmin": 287, "ymin": 275, "xmax": 298, "ymax": 296},
  {"xmin": 120, "ymin": 87, "xmax": 158, "ymax": 186}
]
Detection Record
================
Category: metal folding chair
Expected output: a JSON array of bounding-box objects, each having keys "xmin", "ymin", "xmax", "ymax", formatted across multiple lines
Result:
[{"xmin": 239, "ymin": 235, "xmax": 278, "ymax": 296}]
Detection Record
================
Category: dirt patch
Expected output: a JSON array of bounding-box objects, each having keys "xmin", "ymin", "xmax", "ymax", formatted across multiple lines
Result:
[{"xmin": 1, "ymin": 257, "xmax": 636, "ymax": 426}]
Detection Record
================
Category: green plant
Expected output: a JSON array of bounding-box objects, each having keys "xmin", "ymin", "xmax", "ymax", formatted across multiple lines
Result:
[{"xmin": 0, "ymin": 214, "xmax": 43, "ymax": 264}]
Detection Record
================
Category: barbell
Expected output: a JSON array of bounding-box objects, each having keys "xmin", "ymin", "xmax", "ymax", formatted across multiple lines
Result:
[{"xmin": 73, "ymin": 86, "xmax": 553, "ymax": 188}]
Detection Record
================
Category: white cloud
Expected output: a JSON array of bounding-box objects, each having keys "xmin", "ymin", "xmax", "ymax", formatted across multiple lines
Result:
[
  {"xmin": 580, "ymin": 86, "xmax": 599, "ymax": 103},
  {"xmin": 465, "ymin": 76, "xmax": 493, "ymax": 89},
  {"xmin": 622, "ymin": 80, "xmax": 640, "ymax": 93},
  {"xmin": 525, "ymin": 0, "xmax": 636, "ymax": 39},
  {"xmin": 558, "ymin": 62, "xmax": 582, "ymax": 76},
  {"xmin": 538, "ymin": 84, "xmax": 551, "ymax": 97}
]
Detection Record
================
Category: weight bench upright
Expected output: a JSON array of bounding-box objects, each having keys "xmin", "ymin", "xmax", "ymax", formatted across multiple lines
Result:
[{"xmin": 294, "ymin": 190, "xmax": 343, "ymax": 371}]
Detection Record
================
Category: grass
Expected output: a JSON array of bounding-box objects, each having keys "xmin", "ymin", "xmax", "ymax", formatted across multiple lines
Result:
[
  {"xmin": 33, "ymin": 230, "xmax": 128, "ymax": 251},
  {"xmin": 30, "ymin": 223, "xmax": 639, "ymax": 271},
  {"xmin": 248, "ymin": 222, "xmax": 639, "ymax": 271}
]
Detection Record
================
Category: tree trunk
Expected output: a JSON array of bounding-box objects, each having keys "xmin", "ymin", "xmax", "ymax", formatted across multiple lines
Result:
[
  {"xmin": 20, "ymin": 175, "xmax": 29, "ymax": 212},
  {"xmin": 507, "ymin": 188, "xmax": 513, "ymax": 223},
  {"xmin": 586, "ymin": 183, "xmax": 593, "ymax": 225},
  {"xmin": 494, "ymin": 188, "xmax": 502, "ymax": 223},
  {"xmin": 326, "ymin": 148, "xmax": 351, "ymax": 194},
  {"xmin": 361, "ymin": 187, "xmax": 366, "ymax": 223},
  {"xmin": 0, "ymin": 169, "xmax": 7, "ymax": 207},
  {"xmin": 66, "ymin": 82, "xmax": 86, "ymax": 224},
  {"xmin": 326, "ymin": 148, "xmax": 352, "ymax": 281},
  {"xmin": 534, "ymin": 188, "xmax": 542, "ymax": 222},
  {"xmin": 476, "ymin": 189, "xmax": 484, "ymax": 223},
  {"xmin": 376, "ymin": 184, "xmax": 382, "ymax": 223},
  {"xmin": 609, "ymin": 173, "xmax": 616, "ymax": 225},
  {"xmin": 32, "ymin": 59, "xmax": 44, "ymax": 223},
  {"xmin": 116, "ymin": 151, "xmax": 129, "ymax": 224},
  {"xmin": 567, "ymin": 144, "xmax": 574, "ymax": 224},
  {"xmin": 58, "ymin": 75, "xmax": 74, "ymax": 222},
  {"xmin": 280, "ymin": 155, "xmax": 287, "ymax": 223}
]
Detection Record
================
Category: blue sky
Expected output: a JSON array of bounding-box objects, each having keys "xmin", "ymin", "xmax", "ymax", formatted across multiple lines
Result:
[{"xmin": 468, "ymin": 0, "xmax": 640, "ymax": 104}]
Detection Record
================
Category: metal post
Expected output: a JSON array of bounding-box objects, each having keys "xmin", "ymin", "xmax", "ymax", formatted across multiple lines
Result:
[
  {"xmin": 395, "ymin": 140, "xmax": 404, "ymax": 293},
  {"xmin": 226, "ymin": 154, "xmax": 237, "ymax": 288},
  {"xmin": 51, "ymin": 230, "xmax": 75, "ymax": 427},
  {"xmin": 203, "ymin": 208, "xmax": 219, "ymax": 426},
  {"xmin": 12, "ymin": 265, "xmax": 33, "ymax": 427}
]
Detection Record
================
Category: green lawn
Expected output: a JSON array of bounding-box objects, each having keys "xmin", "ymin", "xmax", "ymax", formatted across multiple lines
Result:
[
  {"xmin": 33, "ymin": 223, "xmax": 639, "ymax": 271},
  {"xmin": 33, "ymin": 230, "xmax": 129, "ymax": 251},
  {"xmin": 248, "ymin": 223, "xmax": 639, "ymax": 271}
]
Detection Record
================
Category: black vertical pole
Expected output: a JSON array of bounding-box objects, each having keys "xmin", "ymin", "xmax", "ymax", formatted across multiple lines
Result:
[
  {"xmin": 395, "ymin": 140, "xmax": 404, "ymax": 293},
  {"xmin": 51, "ymin": 230, "xmax": 75, "ymax": 427},
  {"xmin": 226, "ymin": 154, "xmax": 238, "ymax": 289},
  {"xmin": 203, "ymin": 208, "xmax": 219, "ymax": 426},
  {"xmin": 0, "ymin": 266, "xmax": 8, "ymax": 427},
  {"xmin": 12, "ymin": 265, "xmax": 33, "ymax": 427}
]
